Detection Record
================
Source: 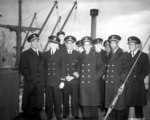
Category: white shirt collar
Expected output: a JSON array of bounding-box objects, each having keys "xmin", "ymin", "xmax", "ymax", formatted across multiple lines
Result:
[
  {"xmin": 132, "ymin": 49, "xmax": 138, "ymax": 56},
  {"xmin": 113, "ymin": 48, "xmax": 119, "ymax": 53},
  {"xmin": 31, "ymin": 47, "xmax": 38, "ymax": 52}
]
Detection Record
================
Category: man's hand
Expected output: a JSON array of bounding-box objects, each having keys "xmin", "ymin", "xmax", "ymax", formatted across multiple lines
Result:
[
  {"xmin": 118, "ymin": 84, "xmax": 125, "ymax": 95},
  {"xmin": 66, "ymin": 75, "xmax": 74, "ymax": 82},
  {"xmin": 73, "ymin": 72, "xmax": 79, "ymax": 78},
  {"xmin": 40, "ymin": 110, "xmax": 48, "ymax": 120},
  {"xmin": 59, "ymin": 82, "xmax": 65, "ymax": 89}
]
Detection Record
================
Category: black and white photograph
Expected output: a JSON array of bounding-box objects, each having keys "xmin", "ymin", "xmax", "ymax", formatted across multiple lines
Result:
[{"xmin": 0, "ymin": 0, "xmax": 150, "ymax": 120}]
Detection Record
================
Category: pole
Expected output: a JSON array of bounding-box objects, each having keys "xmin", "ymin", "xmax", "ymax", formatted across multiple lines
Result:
[
  {"xmin": 15, "ymin": 0, "xmax": 22, "ymax": 67},
  {"xmin": 148, "ymin": 45, "xmax": 150, "ymax": 93},
  {"xmin": 104, "ymin": 35, "xmax": 150, "ymax": 120},
  {"xmin": 90, "ymin": 9, "xmax": 99, "ymax": 40},
  {"xmin": 43, "ymin": 16, "xmax": 61, "ymax": 52},
  {"xmin": 38, "ymin": 1, "xmax": 58, "ymax": 36},
  {"xmin": 21, "ymin": 12, "xmax": 37, "ymax": 51},
  {"xmin": 59, "ymin": 1, "xmax": 77, "ymax": 31}
]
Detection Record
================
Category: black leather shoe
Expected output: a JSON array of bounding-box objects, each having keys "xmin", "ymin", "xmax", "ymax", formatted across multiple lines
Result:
[
  {"xmin": 74, "ymin": 116, "xmax": 79, "ymax": 119},
  {"xmin": 63, "ymin": 116, "xmax": 67, "ymax": 119}
]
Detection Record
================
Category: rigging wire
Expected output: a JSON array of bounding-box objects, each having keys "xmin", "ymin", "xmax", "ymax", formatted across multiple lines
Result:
[
  {"xmin": 0, "ymin": 32, "xmax": 13, "ymax": 49},
  {"xmin": 70, "ymin": 6, "xmax": 77, "ymax": 35},
  {"xmin": 76, "ymin": 9, "xmax": 82, "ymax": 39}
]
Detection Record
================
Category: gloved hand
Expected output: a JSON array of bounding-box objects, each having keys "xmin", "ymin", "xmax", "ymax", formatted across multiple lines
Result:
[
  {"xmin": 59, "ymin": 82, "xmax": 65, "ymax": 89},
  {"xmin": 73, "ymin": 72, "xmax": 79, "ymax": 78},
  {"xmin": 40, "ymin": 110, "xmax": 48, "ymax": 120},
  {"xmin": 66, "ymin": 75, "xmax": 74, "ymax": 82}
]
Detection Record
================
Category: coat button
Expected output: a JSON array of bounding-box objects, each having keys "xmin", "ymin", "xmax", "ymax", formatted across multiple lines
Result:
[
  {"xmin": 72, "ymin": 63, "xmax": 74, "ymax": 65},
  {"xmin": 111, "ymin": 81, "xmax": 114, "ymax": 83},
  {"xmin": 67, "ymin": 68, "xmax": 69, "ymax": 71},
  {"xmin": 111, "ymin": 75, "xmax": 113, "ymax": 78},
  {"xmin": 106, "ymin": 80, "xmax": 108, "ymax": 83},
  {"xmin": 88, "ymin": 81, "xmax": 90, "ymax": 83},
  {"xmin": 112, "ymin": 64, "xmax": 114, "ymax": 67},
  {"xmin": 82, "ymin": 75, "xmax": 84, "ymax": 78},
  {"xmin": 107, "ymin": 70, "xmax": 109, "ymax": 72},
  {"xmin": 82, "ymin": 81, "xmax": 84, "ymax": 84},
  {"xmin": 112, "ymin": 70, "xmax": 114, "ymax": 72},
  {"xmin": 88, "ymin": 69, "xmax": 90, "ymax": 72},
  {"xmin": 53, "ymin": 63, "xmax": 55, "ymax": 65},
  {"xmin": 107, "ymin": 65, "xmax": 110, "ymax": 67},
  {"xmin": 67, "ymin": 64, "xmax": 69, "ymax": 66},
  {"xmin": 88, "ymin": 64, "xmax": 90, "ymax": 66},
  {"xmin": 134, "ymin": 75, "xmax": 136, "ymax": 78},
  {"xmin": 88, "ymin": 75, "xmax": 90, "ymax": 78},
  {"xmin": 82, "ymin": 70, "xmax": 84, "ymax": 72},
  {"xmin": 107, "ymin": 75, "xmax": 109, "ymax": 78},
  {"xmin": 82, "ymin": 64, "xmax": 84, "ymax": 66}
]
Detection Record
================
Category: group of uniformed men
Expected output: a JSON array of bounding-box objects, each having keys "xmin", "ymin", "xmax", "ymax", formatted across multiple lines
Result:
[{"xmin": 19, "ymin": 31, "xmax": 149, "ymax": 120}]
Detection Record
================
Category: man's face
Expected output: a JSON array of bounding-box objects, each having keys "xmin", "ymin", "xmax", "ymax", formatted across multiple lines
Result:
[
  {"xmin": 83, "ymin": 42, "xmax": 92, "ymax": 52},
  {"xmin": 49, "ymin": 42, "xmax": 58, "ymax": 50},
  {"xmin": 58, "ymin": 34, "xmax": 65, "ymax": 44},
  {"xmin": 105, "ymin": 45, "xmax": 111, "ymax": 53},
  {"xmin": 110, "ymin": 41, "xmax": 118, "ymax": 51},
  {"xmin": 31, "ymin": 39, "xmax": 39, "ymax": 49},
  {"xmin": 128, "ymin": 42, "xmax": 138, "ymax": 52},
  {"xmin": 94, "ymin": 43, "xmax": 102, "ymax": 52},
  {"xmin": 66, "ymin": 41, "xmax": 74, "ymax": 51},
  {"xmin": 78, "ymin": 46, "xmax": 83, "ymax": 53}
]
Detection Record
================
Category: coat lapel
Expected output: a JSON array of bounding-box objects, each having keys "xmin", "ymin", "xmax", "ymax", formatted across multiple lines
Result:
[
  {"xmin": 28, "ymin": 48, "xmax": 38, "ymax": 58},
  {"xmin": 110, "ymin": 48, "xmax": 122, "ymax": 62}
]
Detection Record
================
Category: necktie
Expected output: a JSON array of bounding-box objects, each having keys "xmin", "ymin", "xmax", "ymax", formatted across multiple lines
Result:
[
  {"xmin": 36, "ymin": 50, "xmax": 39, "ymax": 55},
  {"xmin": 132, "ymin": 52, "xmax": 134, "ymax": 57},
  {"xmin": 69, "ymin": 50, "xmax": 72, "ymax": 54},
  {"xmin": 51, "ymin": 50, "xmax": 53, "ymax": 55}
]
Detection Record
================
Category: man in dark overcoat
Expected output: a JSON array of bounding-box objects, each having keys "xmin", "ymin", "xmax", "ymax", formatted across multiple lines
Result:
[
  {"xmin": 76, "ymin": 36, "xmax": 104, "ymax": 120},
  {"xmin": 43, "ymin": 35, "xmax": 66, "ymax": 120},
  {"xmin": 126, "ymin": 36, "xmax": 149, "ymax": 119},
  {"xmin": 76, "ymin": 40, "xmax": 84, "ymax": 53},
  {"xmin": 62, "ymin": 35, "xmax": 80, "ymax": 119},
  {"xmin": 105, "ymin": 35, "xmax": 129, "ymax": 120},
  {"xmin": 19, "ymin": 33, "xmax": 44, "ymax": 120},
  {"xmin": 93, "ymin": 38, "xmax": 106, "ymax": 111},
  {"xmin": 57, "ymin": 31, "xmax": 66, "ymax": 52}
]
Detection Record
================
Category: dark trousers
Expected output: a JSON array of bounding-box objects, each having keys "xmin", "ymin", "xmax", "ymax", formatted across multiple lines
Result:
[
  {"xmin": 82, "ymin": 106, "xmax": 98, "ymax": 120},
  {"xmin": 135, "ymin": 106, "xmax": 143, "ymax": 118},
  {"xmin": 62, "ymin": 83, "xmax": 79, "ymax": 117},
  {"xmin": 45, "ymin": 86, "xmax": 62, "ymax": 120},
  {"xmin": 22, "ymin": 82, "xmax": 44, "ymax": 120},
  {"xmin": 107, "ymin": 109, "xmax": 126, "ymax": 120}
]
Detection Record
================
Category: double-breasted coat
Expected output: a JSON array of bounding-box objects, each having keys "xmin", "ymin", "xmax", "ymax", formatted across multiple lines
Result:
[
  {"xmin": 43, "ymin": 49, "xmax": 66, "ymax": 86},
  {"xmin": 105, "ymin": 48, "xmax": 129, "ymax": 110},
  {"xmin": 77, "ymin": 49, "xmax": 104, "ymax": 106},
  {"xmin": 125, "ymin": 50, "xmax": 149, "ymax": 106},
  {"xmin": 95, "ymin": 50, "xmax": 106, "ymax": 107},
  {"xmin": 62, "ymin": 50, "xmax": 80, "ymax": 117},
  {"xmin": 19, "ymin": 48, "xmax": 44, "ymax": 110},
  {"xmin": 43, "ymin": 49, "xmax": 66, "ymax": 120}
]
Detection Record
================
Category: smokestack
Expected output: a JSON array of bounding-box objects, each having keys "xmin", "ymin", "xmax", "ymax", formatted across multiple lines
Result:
[{"xmin": 90, "ymin": 9, "xmax": 99, "ymax": 39}]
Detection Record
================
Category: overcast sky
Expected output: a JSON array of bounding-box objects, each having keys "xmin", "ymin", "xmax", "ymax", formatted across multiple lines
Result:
[{"xmin": 0, "ymin": 0, "xmax": 150, "ymax": 53}]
